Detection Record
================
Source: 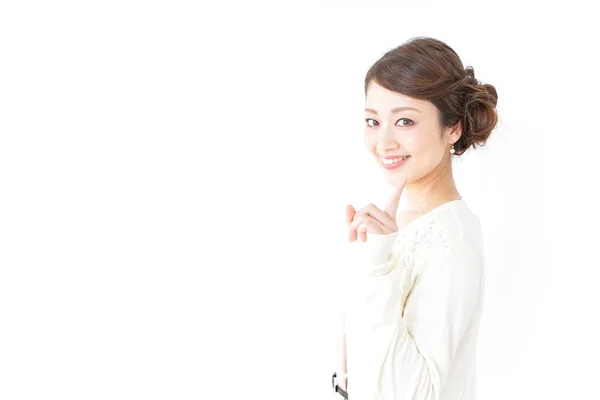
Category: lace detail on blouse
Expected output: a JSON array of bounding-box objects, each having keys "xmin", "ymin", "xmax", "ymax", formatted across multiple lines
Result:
[
  {"xmin": 397, "ymin": 217, "xmax": 456, "ymax": 259},
  {"xmin": 390, "ymin": 217, "xmax": 457, "ymax": 308}
]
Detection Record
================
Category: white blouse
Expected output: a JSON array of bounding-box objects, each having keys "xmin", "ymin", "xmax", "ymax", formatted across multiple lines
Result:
[{"xmin": 341, "ymin": 199, "xmax": 485, "ymax": 400}]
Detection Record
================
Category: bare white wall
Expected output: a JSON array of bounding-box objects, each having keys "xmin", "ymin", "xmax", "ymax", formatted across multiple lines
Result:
[{"xmin": 1, "ymin": 2, "xmax": 599, "ymax": 399}]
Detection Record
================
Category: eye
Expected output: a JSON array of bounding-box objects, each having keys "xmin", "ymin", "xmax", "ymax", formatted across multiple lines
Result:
[
  {"xmin": 365, "ymin": 118, "xmax": 413, "ymax": 128},
  {"xmin": 365, "ymin": 118, "xmax": 378, "ymax": 128},
  {"xmin": 396, "ymin": 118, "xmax": 413, "ymax": 127}
]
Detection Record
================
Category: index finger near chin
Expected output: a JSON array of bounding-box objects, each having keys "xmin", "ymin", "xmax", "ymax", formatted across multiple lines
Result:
[
  {"xmin": 384, "ymin": 177, "xmax": 407, "ymax": 217},
  {"xmin": 384, "ymin": 186, "xmax": 402, "ymax": 218}
]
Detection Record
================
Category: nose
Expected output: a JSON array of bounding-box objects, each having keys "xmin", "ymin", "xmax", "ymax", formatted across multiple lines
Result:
[{"xmin": 376, "ymin": 124, "xmax": 399, "ymax": 153}]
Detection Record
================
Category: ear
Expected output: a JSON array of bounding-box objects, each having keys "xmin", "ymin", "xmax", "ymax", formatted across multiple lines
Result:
[{"xmin": 447, "ymin": 120, "xmax": 462, "ymax": 145}]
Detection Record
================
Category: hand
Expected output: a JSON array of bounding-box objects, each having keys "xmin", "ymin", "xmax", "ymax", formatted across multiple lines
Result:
[{"xmin": 346, "ymin": 177, "xmax": 408, "ymax": 243}]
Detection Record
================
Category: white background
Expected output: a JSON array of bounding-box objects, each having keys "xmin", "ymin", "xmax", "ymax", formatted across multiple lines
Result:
[{"xmin": 1, "ymin": 2, "xmax": 599, "ymax": 399}]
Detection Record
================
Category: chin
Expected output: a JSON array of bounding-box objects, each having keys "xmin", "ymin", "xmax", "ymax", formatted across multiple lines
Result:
[{"xmin": 383, "ymin": 170, "xmax": 409, "ymax": 185}]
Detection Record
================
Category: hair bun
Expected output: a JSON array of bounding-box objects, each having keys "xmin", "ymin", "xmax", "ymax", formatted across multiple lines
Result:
[{"xmin": 460, "ymin": 80, "xmax": 498, "ymax": 154}]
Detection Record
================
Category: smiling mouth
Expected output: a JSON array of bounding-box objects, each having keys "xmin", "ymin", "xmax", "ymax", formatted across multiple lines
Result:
[{"xmin": 380, "ymin": 156, "xmax": 410, "ymax": 170}]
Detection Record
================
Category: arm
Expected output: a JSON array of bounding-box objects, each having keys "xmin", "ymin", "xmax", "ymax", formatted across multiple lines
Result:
[
  {"xmin": 350, "ymin": 231, "xmax": 400, "ymax": 275},
  {"xmin": 386, "ymin": 239, "xmax": 483, "ymax": 400},
  {"xmin": 336, "ymin": 230, "xmax": 400, "ymax": 392}
]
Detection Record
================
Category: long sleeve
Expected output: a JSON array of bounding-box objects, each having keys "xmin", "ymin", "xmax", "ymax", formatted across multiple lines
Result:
[
  {"xmin": 382, "ymin": 238, "xmax": 483, "ymax": 400},
  {"xmin": 339, "ymin": 232, "xmax": 397, "ymax": 326},
  {"xmin": 347, "ymin": 231, "xmax": 399, "ymax": 275},
  {"xmin": 340, "ymin": 230, "xmax": 399, "ymax": 333},
  {"xmin": 342, "ymin": 231, "xmax": 400, "ymax": 335},
  {"xmin": 340, "ymin": 231, "xmax": 399, "ymax": 380}
]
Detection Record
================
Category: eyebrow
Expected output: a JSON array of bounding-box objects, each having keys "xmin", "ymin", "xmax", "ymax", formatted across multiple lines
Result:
[{"xmin": 364, "ymin": 106, "xmax": 421, "ymax": 114}]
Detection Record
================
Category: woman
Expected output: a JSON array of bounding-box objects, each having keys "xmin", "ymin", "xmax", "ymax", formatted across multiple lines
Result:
[{"xmin": 331, "ymin": 37, "xmax": 499, "ymax": 400}]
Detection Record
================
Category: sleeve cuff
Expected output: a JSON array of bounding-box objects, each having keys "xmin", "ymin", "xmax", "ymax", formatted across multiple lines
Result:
[
  {"xmin": 348, "ymin": 231, "xmax": 400, "ymax": 274},
  {"xmin": 364, "ymin": 231, "xmax": 399, "ymax": 265}
]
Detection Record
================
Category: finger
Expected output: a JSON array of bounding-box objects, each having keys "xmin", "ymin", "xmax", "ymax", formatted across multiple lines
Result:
[
  {"xmin": 348, "ymin": 212, "xmax": 364, "ymax": 242},
  {"xmin": 384, "ymin": 176, "xmax": 408, "ymax": 218},
  {"xmin": 357, "ymin": 216, "xmax": 386, "ymax": 242},
  {"xmin": 349, "ymin": 214, "xmax": 370, "ymax": 242},
  {"xmin": 354, "ymin": 213, "xmax": 386, "ymax": 233},
  {"xmin": 345, "ymin": 204, "xmax": 356, "ymax": 225},
  {"xmin": 348, "ymin": 214, "xmax": 365, "ymax": 242},
  {"xmin": 355, "ymin": 203, "xmax": 395, "ymax": 226},
  {"xmin": 349, "ymin": 212, "xmax": 369, "ymax": 232},
  {"xmin": 348, "ymin": 228, "xmax": 357, "ymax": 242},
  {"xmin": 358, "ymin": 220, "xmax": 374, "ymax": 242},
  {"xmin": 358, "ymin": 222, "xmax": 367, "ymax": 242},
  {"xmin": 369, "ymin": 215, "xmax": 386, "ymax": 233}
]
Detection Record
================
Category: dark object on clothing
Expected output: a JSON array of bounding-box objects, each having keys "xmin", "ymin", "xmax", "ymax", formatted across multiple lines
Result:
[{"xmin": 331, "ymin": 372, "xmax": 348, "ymax": 399}]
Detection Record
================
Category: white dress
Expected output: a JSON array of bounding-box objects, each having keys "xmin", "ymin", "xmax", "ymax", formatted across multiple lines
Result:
[{"xmin": 342, "ymin": 199, "xmax": 485, "ymax": 400}]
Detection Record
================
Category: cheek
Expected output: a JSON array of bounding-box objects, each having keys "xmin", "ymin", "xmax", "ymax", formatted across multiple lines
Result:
[
  {"xmin": 405, "ymin": 130, "xmax": 426, "ymax": 149},
  {"xmin": 363, "ymin": 132, "xmax": 376, "ymax": 150},
  {"xmin": 409, "ymin": 140, "xmax": 445, "ymax": 170},
  {"xmin": 406, "ymin": 130, "xmax": 437, "ymax": 156},
  {"xmin": 404, "ymin": 133, "xmax": 437, "ymax": 170}
]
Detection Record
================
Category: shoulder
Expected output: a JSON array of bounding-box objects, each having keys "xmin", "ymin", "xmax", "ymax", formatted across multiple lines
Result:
[
  {"xmin": 422, "ymin": 201, "xmax": 482, "ymax": 248},
  {"xmin": 408, "ymin": 202, "xmax": 484, "ymax": 275}
]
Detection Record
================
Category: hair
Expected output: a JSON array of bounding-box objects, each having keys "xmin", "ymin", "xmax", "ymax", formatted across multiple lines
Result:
[{"xmin": 364, "ymin": 36, "xmax": 498, "ymax": 156}]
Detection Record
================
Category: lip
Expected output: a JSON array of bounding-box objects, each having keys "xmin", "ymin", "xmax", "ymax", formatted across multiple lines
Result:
[
  {"xmin": 379, "ymin": 154, "xmax": 409, "ymax": 159},
  {"xmin": 381, "ymin": 156, "xmax": 410, "ymax": 170}
]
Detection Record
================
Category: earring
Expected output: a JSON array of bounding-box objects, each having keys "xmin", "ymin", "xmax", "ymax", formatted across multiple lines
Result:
[{"xmin": 450, "ymin": 144, "xmax": 455, "ymax": 154}]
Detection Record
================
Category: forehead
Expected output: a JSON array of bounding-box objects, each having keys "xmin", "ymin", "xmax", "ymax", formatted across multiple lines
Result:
[{"xmin": 365, "ymin": 81, "xmax": 432, "ymax": 113}]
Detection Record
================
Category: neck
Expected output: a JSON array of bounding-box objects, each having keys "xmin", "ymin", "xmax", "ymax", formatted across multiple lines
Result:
[{"xmin": 404, "ymin": 159, "xmax": 460, "ymax": 212}]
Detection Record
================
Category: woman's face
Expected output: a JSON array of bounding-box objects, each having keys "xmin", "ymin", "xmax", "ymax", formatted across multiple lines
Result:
[{"xmin": 364, "ymin": 81, "xmax": 456, "ymax": 186}]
